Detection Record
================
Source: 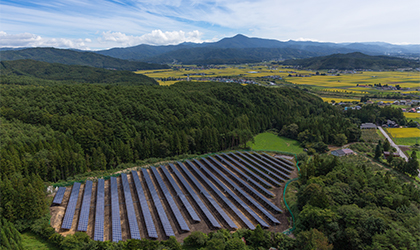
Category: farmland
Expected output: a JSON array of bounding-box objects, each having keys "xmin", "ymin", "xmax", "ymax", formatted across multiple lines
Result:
[
  {"xmin": 135, "ymin": 65, "xmax": 420, "ymax": 89},
  {"xmin": 405, "ymin": 113, "xmax": 420, "ymax": 123},
  {"xmin": 386, "ymin": 127, "xmax": 420, "ymax": 146}
]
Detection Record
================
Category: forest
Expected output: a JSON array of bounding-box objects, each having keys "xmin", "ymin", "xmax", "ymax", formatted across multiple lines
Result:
[{"xmin": 0, "ymin": 81, "xmax": 360, "ymax": 183}]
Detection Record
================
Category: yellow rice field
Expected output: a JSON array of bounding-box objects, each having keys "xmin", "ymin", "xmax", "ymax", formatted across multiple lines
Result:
[
  {"xmin": 404, "ymin": 113, "xmax": 420, "ymax": 119},
  {"xmin": 386, "ymin": 128, "xmax": 420, "ymax": 138},
  {"xmin": 135, "ymin": 65, "xmax": 420, "ymax": 89},
  {"xmin": 321, "ymin": 97, "xmax": 360, "ymax": 103}
]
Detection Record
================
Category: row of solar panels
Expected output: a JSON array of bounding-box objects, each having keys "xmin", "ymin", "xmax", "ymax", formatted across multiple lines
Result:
[{"xmin": 55, "ymin": 151, "xmax": 293, "ymax": 241}]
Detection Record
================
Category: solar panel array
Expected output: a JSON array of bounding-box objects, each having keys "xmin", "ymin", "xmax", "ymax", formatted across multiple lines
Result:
[
  {"xmin": 262, "ymin": 152, "xmax": 294, "ymax": 170},
  {"xmin": 213, "ymin": 155, "xmax": 283, "ymax": 213},
  {"xmin": 121, "ymin": 173, "xmax": 141, "ymax": 240},
  {"xmin": 131, "ymin": 170, "xmax": 158, "ymax": 239},
  {"xmin": 161, "ymin": 166, "xmax": 200, "ymax": 223},
  {"xmin": 230, "ymin": 153, "xmax": 282, "ymax": 187},
  {"xmin": 152, "ymin": 167, "xmax": 190, "ymax": 231},
  {"xmin": 59, "ymin": 151, "xmax": 292, "ymax": 241},
  {"xmin": 243, "ymin": 152, "xmax": 288, "ymax": 181},
  {"xmin": 182, "ymin": 161, "xmax": 237, "ymax": 229},
  {"xmin": 110, "ymin": 177, "xmax": 122, "ymax": 242},
  {"xmin": 195, "ymin": 159, "xmax": 261, "ymax": 229},
  {"xmin": 53, "ymin": 187, "xmax": 66, "ymax": 205},
  {"xmin": 251, "ymin": 152, "xmax": 291, "ymax": 177},
  {"xmin": 77, "ymin": 180, "xmax": 93, "ymax": 232},
  {"xmin": 168, "ymin": 163, "xmax": 221, "ymax": 228},
  {"xmin": 204, "ymin": 157, "xmax": 280, "ymax": 225},
  {"xmin": 218, "ymin": 154, "xmax": 274, "ymax": 197},
  {"xmin": 61, "ymin": 182, "xmax": 81, "ymax": 230},
  {"xmin": 94, "ymin": 179, "xmax": 105, "ymax": 241},
  {"xmin": 142, "ymin": 168, "xmax": 175, "ymax": 237}
]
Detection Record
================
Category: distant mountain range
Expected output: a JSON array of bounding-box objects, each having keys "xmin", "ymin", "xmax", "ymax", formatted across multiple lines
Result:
[
  {"xmin": 1, "ymin": 34, "xmax": 419, "ymax": 66},
  {"xmin": 95, "ymin": 34, "xmax": 420, "ymax": 64},
  {"xmin": 278, "ymin": 52, "xmax": 420, "ymax": 70},
  {"xmin": 0, "ymin": 47, "xmax": 169, "ymax": 70}
]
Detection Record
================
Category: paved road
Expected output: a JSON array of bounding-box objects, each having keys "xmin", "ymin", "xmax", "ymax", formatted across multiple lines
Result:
[{"xmin": 378, "ymin": 127, "xmax": 409, "ymax": 162}]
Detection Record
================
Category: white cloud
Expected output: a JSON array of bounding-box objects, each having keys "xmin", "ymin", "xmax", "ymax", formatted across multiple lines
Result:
[
  {"xmin": 98, "ymin": 30, "xmax": 209, "ymax": 46},
  {"xmin": 0, "ymin": 31, "xmax": 91, "ymax": 49}
]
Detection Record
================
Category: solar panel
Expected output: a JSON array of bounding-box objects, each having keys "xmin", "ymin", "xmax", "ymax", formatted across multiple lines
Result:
[
  {"xmin": 152, "ymin": 167, "xmax": 190, "ymax": 231},
  {"xmin": 131, "ymin": 170, "xmax": 158, "ymax": 239},
  {"xmin": 110, "ymin": 177, "xmax": 122, "ymax": 242},
  {"xmin": 206, "ymin": 156, "xmax": 281, "ymax": 224},
  {"xmin": 94, "ymin": 179, "xmax": 105, "ymax": 241},
  {"xmin": 244, "ymin": 152, "xmax": 289, "ymax": 180},
  {"xmin": 230, "ymin": 152, "xmax": 282, "ymax": 187},
  {"xmin": 121, "ymin": 173, "xmax": 141, "ymax": 240},
  {"xmin": 195, "ymin": 159, "xmax": 260, "ymax": 229},
  {"xmin": 142, "ymin": 168, "xmax": 175, "ymax": 237},
  {"xmin": 261, "ymin": 152, "xmax": 295, "ymax": 170},
  {"xmin": 168, "ymin": 163, "xmax": 221, "ymax": 228},
  {"xmin": 250, "ymin": 152, "xmax": 292, "ymax": 177},
  {"xmin": 213, "ymin": 155, "xmax": 283, "ymax": 213},
  {"xmin": 77, "ymin": 181, "xmax": 93, "ymax": 232},
  {"xmin": 218, "ymin": 154, "xmax": 274, "ymax": 196},
  {"xmin": 61, "ymin": 182, "xmax": 81, "ymax": 230},
  {"xmin": 52, "ymin": 187, "xmax": 66, "ymax": 205},
  {"xmin": 161, "ymin": 166, "xmax": 200, "ymax": 223},
  {"xmin": 181, "ymin": 161, "xmax": 237, "ymax": 229}
]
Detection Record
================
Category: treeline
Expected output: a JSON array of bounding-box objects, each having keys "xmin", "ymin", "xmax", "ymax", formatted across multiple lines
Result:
[
  {"xmin": 344, "ymin": 105, "xmax": 406, "ymax": 125},
  {"xmin": 297, "ymin": 155, "xmax": 420, "ymax": 249},
  {"xmin": 280, "ymin": 52, "xmax": 420, "ymax": 70},
  {"xmin": 0, "ymin": 60, "xmax": 158, "ymax": 86},
  {"xmin": 1, "ymin": 82, "xmax": 359, "ymax": 182}
]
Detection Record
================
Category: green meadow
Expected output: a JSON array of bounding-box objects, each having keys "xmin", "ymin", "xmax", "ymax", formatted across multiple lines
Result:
[{"xmin": 247, "ymin": 132, "xmax": 304, "ymax": 154}]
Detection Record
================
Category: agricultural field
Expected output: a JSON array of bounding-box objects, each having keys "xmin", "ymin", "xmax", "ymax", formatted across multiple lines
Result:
[
  {"xmin": 404, "ymin": 113, "xmax": 420, "ymax": 123},
  {"xmin": 386, "ymin": 128, "xmax": 420, "ymax": 146},
  {"xmin": 135, "ymin": 65, "xmax": 419, "ymax": 101},
  {"xmin": 247, "ymin": 132, "xmax": 304, "ymax": 154}
]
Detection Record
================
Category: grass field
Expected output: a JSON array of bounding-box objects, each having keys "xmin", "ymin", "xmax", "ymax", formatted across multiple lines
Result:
[
  {"xmin": 247, "ymin": 132, "xmax": 303, "ymax": 154},
  {"xmin": 22, "ymin": 232, "xmax": 59, "ymax": 250},
  {"xmin": 393, "ymin": 137, "xmax": 420, "ymax": 146}
]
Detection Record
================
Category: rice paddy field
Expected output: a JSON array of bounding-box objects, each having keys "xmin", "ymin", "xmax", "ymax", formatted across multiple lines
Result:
[
  {"xmin": 404, "ymin": 113, "xmax": 420, "ymax": 123},
  {"xmin": 386, "ymin": 128, "xmax": 420, "ymax": 146},
  {"xmin": 136, "ymin": 65, "xmax": 419, "ymax": 99}
]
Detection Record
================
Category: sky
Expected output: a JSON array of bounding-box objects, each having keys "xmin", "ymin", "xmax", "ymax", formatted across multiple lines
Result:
[{"xmin": 1, "ymin": 0, "xmax": 419, "ymax": 50}]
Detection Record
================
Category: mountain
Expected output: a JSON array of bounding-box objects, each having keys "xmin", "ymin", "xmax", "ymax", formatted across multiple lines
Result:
[
  {"xmin": 0, "ymin": 59, "xmax": 158, "ymax": 85},
  {"xmin": 279, "ymin": 52, "xmax": 420, "ymax": 70},
  {"xmin": 0, "ymin": 47, "xmax": 169, "ymax": 71},
  {"xmin": 95, "ymin": 34, "xmax": 420, "ymax": 64}
]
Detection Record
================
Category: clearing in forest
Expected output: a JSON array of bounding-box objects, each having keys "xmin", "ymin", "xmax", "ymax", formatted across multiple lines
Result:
[{"xmin": 247, "ymin": 132, "xmax": 303, "ymax": 154}]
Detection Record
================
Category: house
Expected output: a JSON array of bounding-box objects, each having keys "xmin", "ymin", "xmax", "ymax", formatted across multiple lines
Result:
[
  {"xmin": 355, "ymin": 106, "xmax": 362, "ymax": 110},
  {"xmin": 382, "ymin": 119, "xmax": 398, "ymax": 128},
  {"xmin": 393, "ymin": 100, "xmax": 400, "ymax": 105},
  {"xmin": 360, "ymin": 123, "xmax": 377, "ymax": 129},
  {"xmin": 409, "ymin": 108, "xmax": 416, "ymax": 113},
  {"xmin": 384, "ymin": 151, "xmax": 400, "ymax": 158},
  {"xmin": 366, "ymin": 100, "xmax": 374, "ymax": 104},
  {"xmin": 400, "ymin": 100, "xmax": 406, "ymax": 105},
  {"xmin": 402, "ymin": 108, "xmax": 406, "ymax": 112},
  {"xmin": 331, "ymin": 148, "xmax": 355, "ymax": 157}
]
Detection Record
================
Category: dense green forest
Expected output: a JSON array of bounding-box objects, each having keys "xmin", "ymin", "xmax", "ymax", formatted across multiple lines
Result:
[
  {"xmin": 296, "ymin": 154, "xmax": 420, "ymax": 249},
  {"xmin": 279, "ymin": 52, "xmax": 420, "ymax": 70},
  {"xmin": 0, "ymin": 60, "xmax": 158, "ymax": 86},
  {"xmin": 0, "ymin": 82, "xmax": 359, "ymax": 183},
  {"xmin": 0, "ymin": 47, "xmax": 169, "ymax": 71}
]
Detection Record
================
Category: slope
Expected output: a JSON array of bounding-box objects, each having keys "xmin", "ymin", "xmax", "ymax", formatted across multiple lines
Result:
[{"xmin": 0, "ymin": 47, "xmax": 169, "ymax": 71}]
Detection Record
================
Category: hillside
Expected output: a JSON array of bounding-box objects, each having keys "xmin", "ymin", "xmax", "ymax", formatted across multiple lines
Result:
[
  {"xmin": 0, "ymin": 47, "xmax": 169, "ymax": 71},
  {"xmin": 280, "ymin": 52, "xmax": 420, "ymax": 70},
  {"xmin": 0, "ymin": 59, "xmax": 158, "ymax": 85}
]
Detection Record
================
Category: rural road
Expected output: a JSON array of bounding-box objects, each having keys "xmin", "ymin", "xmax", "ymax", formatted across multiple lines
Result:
[{"xmin": 378, "ymin": 127, "xmax": 408, "ymax": 162}]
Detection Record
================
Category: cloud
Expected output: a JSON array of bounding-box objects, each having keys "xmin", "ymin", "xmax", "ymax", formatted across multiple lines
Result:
[
  {"xmin": 99, "ymin": 30, "xmax": 209, "ymax": 46},
  {"xmin": 0, "ymin": 31, "xmax": 91, "ymax": 49}
]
